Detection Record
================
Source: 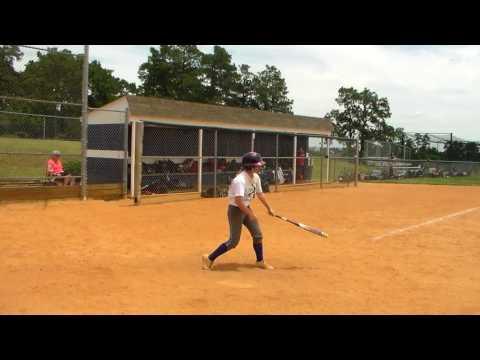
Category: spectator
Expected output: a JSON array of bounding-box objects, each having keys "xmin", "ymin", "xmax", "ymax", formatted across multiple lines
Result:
[
  {"xmin": 206, "ymin": 159, "xmax": 215, "ymax": 172},
  {"xmin": 183, "ymin": 159, "xmax": 198, "ymax": 173},
  {"xmin": 296, "ymin": 147, "xmax": 306, "ymax": 181},
  {"xmin": 217, "ymin": 159, "xmax": 227, "ymax": 172},
  {"xmin": 46, "ymin": 150, "xmax": 75, "ymax": 186},
  {"xmin": 182, "ymin": 158, "xmax": 193, "ymax": 172},
  {"xmin": 191, "ymin": 160, "xmax": 198, "ymax": 173}
]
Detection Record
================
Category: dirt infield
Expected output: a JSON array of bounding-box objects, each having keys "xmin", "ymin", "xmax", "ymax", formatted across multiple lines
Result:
[{"xmin": 1, "ymin": 183, "xmax": 480, "ymax": 314}]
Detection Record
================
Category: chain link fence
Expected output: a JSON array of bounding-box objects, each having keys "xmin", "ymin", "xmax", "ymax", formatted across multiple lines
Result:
[
  {"xmin": 363, "ymin": 140, "xmax": 412, "ymax": 160},
  {"xmin": 201, "ymin": 128, "xmax": 251, "ymax": 197},
  {"xmin": 133, "ymin": 122, "xmax": 359, "ymax": 203},
  {"xmin": 0, "ymin": 98, "xmax": 82, "ymax": 186},
  {"xmin": 0, "ymin": 96, "xmax": 129, "ymax": 200},
  {"xmin": 358, "ymin": 158, "xmax": 480, "ymax": 185},
  {"xmin": 328, "ymin": 137, "xmax": 358, "ymax": 184},
  {"xmin": 139, "ymin": 123, "xmax": 201, "ymax": 196}
]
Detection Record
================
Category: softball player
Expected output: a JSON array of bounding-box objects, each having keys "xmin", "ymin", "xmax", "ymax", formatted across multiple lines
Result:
[{"xmin": 202, "ymin": 152, "xmax": 275, "ymax": 270}]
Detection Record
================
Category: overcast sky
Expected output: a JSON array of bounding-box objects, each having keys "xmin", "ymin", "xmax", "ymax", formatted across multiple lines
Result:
[{"xmin": 15, "ymin": 45, "xmax": 480, "ymax": 140}]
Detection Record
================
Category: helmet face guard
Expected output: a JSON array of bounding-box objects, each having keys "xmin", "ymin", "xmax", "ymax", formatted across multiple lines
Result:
[{"xmin": 241, "ymin": 152, "xmax": 265, "ymax": 169}]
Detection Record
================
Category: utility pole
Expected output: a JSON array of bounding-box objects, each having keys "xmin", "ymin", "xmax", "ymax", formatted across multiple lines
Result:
[{"xmin": 81, "ymin": 45, "xmax": 89, "ymax": 200}]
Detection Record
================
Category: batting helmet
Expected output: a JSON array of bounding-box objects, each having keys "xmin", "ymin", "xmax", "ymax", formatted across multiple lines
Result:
[{"xmin": 241, "ymin": 152, "xmax": 265, "ymax": 168}]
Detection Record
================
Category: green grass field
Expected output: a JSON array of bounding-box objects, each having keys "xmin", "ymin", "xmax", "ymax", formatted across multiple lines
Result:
[
  {"xmin": 4, "ymin": 138, "xmax": 477, "ymax": 187},
  {"xmin": 309, "ymin": 157, "xmax": 360, "ymax": 183},
  {"xmin": 0, "ymin": 137, "xmax": 80, "ymax": 154},
  {"xmin": 309, "ymin": 157, "xmax": 480, "ymax": 186},
  {"xmin": 0, "ymin": 137, "xmax": 81, "ymax": 178},
  {"xmin": 367, "ymin": 176, "xmax": 480, "ymax": 186}
]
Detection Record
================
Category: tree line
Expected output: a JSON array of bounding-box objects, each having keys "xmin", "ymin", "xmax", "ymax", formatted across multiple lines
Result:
[
  {"xmin": 1, "ymin": 45, "xmax": 478, "ymax": 161},
  {"xmin": 326, "ymin": 86, "xmax": 480, "ymax": 161},
  {"xmin": 0, "ymin": 45, "xmax": 294, "ymax": 139}
]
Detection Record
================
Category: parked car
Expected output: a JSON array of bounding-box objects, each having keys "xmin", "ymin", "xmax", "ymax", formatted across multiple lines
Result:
[
  {"xmin": 394, "ymin": 169, "xmax": 408, "ymax": 178},
  {"xmin": 368, "ymin": 169, "xmax": 384, "ymax": 180},
  {"xmin": 426, "ymin": 167, "xmax": 441, "ymax": 177},
  {"xmin": 407, "ymin": 168, "xmax": 423, "ymax": 177}
]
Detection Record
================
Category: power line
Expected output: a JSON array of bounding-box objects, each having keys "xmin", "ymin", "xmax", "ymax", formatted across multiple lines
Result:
[
  {"xmin": 18, "ymin": 45, "xmax": 85, "ymax": 57},
  {"xmin": 0, "ymin": 110, "xmax": 80, "ymax": 120},
  {"xmin": 0, "ymin": 95, "xmax": 83, "ymax": 107},
  {"xmin": 1, "ymin": 95, "xmax": 128, "ymax": 113},
  {"xmin": 19, "ymin": 45, "xmax": 50, "ymax": 52},
  {"xmin": 405, "ymin": 131, "xmax": 479, "ymax": 145}
]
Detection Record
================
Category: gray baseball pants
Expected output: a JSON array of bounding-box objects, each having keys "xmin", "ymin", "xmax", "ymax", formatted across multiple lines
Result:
[{"xmin": 224, "ymin": 205, "xmax": 263, "ymax": 250}]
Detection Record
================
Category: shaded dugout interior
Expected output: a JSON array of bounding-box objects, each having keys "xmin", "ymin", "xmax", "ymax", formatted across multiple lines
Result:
[{"xmin": 86, "ymin": 95, "xmax": 333, "ymax": 195}]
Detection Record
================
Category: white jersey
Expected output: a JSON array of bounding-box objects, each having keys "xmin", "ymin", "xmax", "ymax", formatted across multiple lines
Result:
[{"xmin": 228, "ymin": 171, "xmax": 263, "ymax": 207}]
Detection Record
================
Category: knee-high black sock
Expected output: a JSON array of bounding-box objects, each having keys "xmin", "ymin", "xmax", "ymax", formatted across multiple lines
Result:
[
  {"xmin": 253, "ymin": 242, "xmax": 263, "ymax": 262},
  {"xmin": 208, "ymin": 243, "xmax": 229, "ymax": 262}
]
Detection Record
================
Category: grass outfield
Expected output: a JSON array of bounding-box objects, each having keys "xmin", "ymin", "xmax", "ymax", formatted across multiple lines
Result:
[
  {"xmin": 0, "ymin": 137, "xmax": 81, "ymax": 178},
  {"xmin": 310, "ymin": 157, "xmax": 366, "ymax": 182},
  {"xmin": 0, "ymin": 137, "xmax": 80, "ymax": 154},
  {"xmin": 366, "ymin": 176, "xmax": 480, "ymax": 186}
]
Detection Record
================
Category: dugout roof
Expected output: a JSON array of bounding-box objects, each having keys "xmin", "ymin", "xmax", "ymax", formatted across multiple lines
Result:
[{"xmin": 88, "ymin": 96, "xmax": 333, "ymax": 136}]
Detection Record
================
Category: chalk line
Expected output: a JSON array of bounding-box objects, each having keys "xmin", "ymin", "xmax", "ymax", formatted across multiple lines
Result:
[{"xmin": 371, "ymin": 207, "xmax": 480, "ymax": 241}]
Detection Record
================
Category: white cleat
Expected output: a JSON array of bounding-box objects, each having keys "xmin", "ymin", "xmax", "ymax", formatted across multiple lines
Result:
[
  {"xmin": 255, "ymin": 260, "xmax": 274, "ymax": 270},
  {"xmin": 202, "ymin": 254, "xmax": 213, "ymax": 270}
]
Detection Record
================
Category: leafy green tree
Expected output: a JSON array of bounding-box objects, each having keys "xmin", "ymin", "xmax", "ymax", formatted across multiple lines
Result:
[
  {"xmin": 0, "ymin": 45, "xmax": 23, "ymax": 96},
  {"xmin": 405, "ymin": 137, "xmax": 415, "ymax": 158},
  {"xmin": 89, "ymin": 60, "xmax": 137, "ymax": 108},
  {"xmin": 200, "ymin": 45, "xmax": 238, "ymax": 105},
  {"xmin": 382, "ymin": 124, "xmax": 396, "ymax": 142},
  {"xmin": 137, "ymin": 46, "xmax": 294, "ymax": 113},
  {"xmin": 21, "ymin": 48, "xmax": 82, "ymax": 106},
  {"xmin": 0, "ymin": 46, "xmax": 24, "ymax": 134},
  {"xmin": 394, "ymin": 127, "xmax": 407, "ymax": 144},
  {"xmin": 138, "ymin": 45, "xmax": 204, "ymax": 102},
  {"xmin": 326, "ymin": 87, "xmax": 392, "ymax": 155},
  {"xmin": 3, "ymin": 48, "xmax": 136, "ymax": 138},
  {"xmin": 444, "ymin": 141, "xmax": 466, "ymax": 161},
  {"xmin": 12, "ymin": 48, "xmax": 82, "ymax": 139},
  {"xmin": 464, "ymin": 142, "xmax": 479, "ymax": 161},
  {"xmin": 253, "ymin": 65, "xmax": 293, "ymax": 113},
  {"xmin": 393, "ymin": 127, "xmax": 409, "ymax": 156},
  {"xmin": 230, "ymin": 64, "xmax": 258, "ymax": 108}
]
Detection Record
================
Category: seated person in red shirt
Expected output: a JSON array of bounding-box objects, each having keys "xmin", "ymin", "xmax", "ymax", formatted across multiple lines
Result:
[
  {"xmin": 217, "ymin": 159, "xmax": 227, "ymax": 172},
  {"xmin": 182, "ymin": 158, "xmax": 198, "ymax": 173},
  {"xmin": 47, "ymin": 150, "xmax": 75, "ymax": 186}
]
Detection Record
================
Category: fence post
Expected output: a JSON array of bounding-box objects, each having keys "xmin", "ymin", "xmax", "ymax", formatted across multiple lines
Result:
[
  {"xmin": 333, "ymin": 157, "xmax": 336, "ymax": 182},
  {"xmin": 122, "ymin": 109, "xmax": 129, "ymax": 198},
  {"xmin": 214, "ymin": 129, "xmax": 218, "ymax": 198},
  {"xmin": 326, "ymin": 138, "xmax": 330, "ymax": 183},
  {"xmin": 133, "ymin": 121, "xmax": 144, "ymax": 205},
  {"xmin": 130, "ymin": 118, "xmax": 136, "ymax": 198},
  {"xmin": 320, "ymin": 154, "xmax": 323, "ymax": 189},
  {"xmin": 251, "ymin": 131, "xmax": 255, "ymax": 152},
  {"xmin": 198, "ymin": 128, "xmax": 203, "ymax": 194},
  {"xmin": 275, "ymin": 133, "xmax": 279, "ymax": 192},
  {"xmin": 354, "ymin": 138, "xmax": 359, "ymax": 186},
  {"xmin": 293, "ymin": 135, "xmax": 297, "ymax": 184},
  {"xmin": 81, "ymin": 45, "xmax": 89, "ymax": 201}
]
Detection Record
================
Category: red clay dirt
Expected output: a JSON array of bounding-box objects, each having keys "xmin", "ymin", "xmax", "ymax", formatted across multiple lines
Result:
[{"xmin": 1, "ymin": 183, "xmax": 480, "ymax": 314}]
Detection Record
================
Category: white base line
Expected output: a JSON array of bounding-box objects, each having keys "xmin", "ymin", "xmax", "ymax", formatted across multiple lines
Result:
[{"xmin": 372, "ymin": 207, "xmax": 480, "ymax": 241}]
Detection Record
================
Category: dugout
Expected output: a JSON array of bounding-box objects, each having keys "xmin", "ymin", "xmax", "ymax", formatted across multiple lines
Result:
[{"xmin": 86, "ymin": 96, "xmax": 333, "ymax": 197}]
